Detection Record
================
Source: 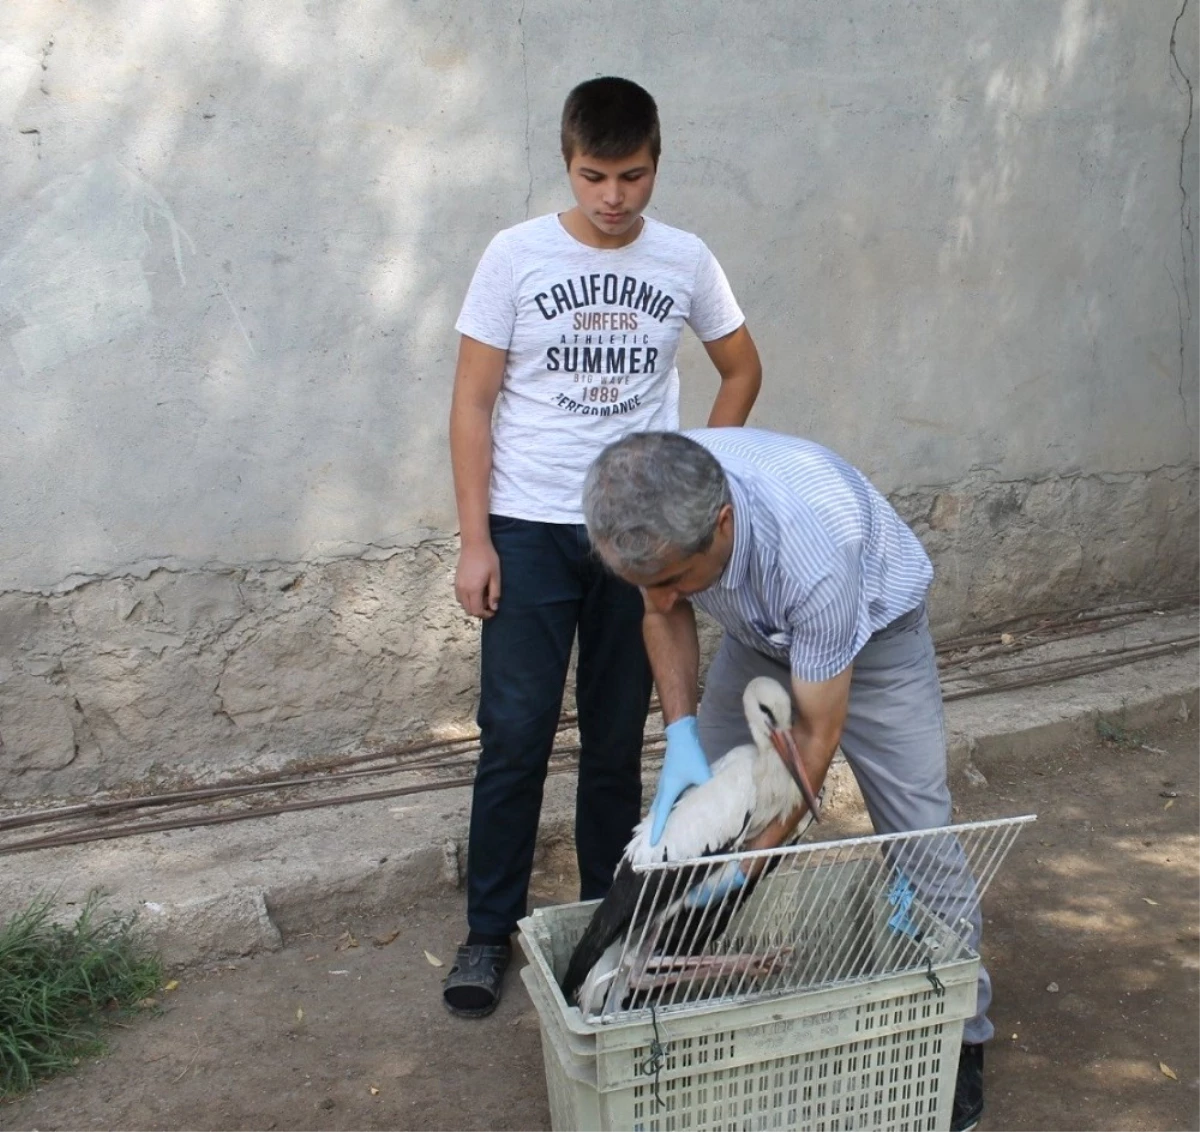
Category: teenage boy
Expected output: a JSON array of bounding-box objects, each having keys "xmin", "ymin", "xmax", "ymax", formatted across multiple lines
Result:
[{"xmin": 443, "ymin": 76, "xmax": 763, "ymax": 1017}]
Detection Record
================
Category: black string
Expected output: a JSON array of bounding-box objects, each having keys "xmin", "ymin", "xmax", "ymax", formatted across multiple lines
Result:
[
  {"xmin": 638, "ymin": 1002, "xmax": 670, "ymax": 1111},
  {"xmin": 923, "ymin": 956, "xmax": 946, "ymax": 997}
]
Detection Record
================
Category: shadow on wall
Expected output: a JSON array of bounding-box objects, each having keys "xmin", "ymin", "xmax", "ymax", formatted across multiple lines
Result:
[
  {"xmin": 0, "ymin": 2, "xmax": 529, "ymax": 791},
  {"xmin": 742, "ymin": 0, "xmax": 1197, "ymax": 487},
  {"xmin": 0, "ymin": 0, "xmax": 1195, "ymax": 795},
  {"xmin": 2, "ymin": 0, "xmax": 1195, "ymax": 579},
  {"xmin": 0, "ymin": 2, "xmax": 527, "ymax": 579}
]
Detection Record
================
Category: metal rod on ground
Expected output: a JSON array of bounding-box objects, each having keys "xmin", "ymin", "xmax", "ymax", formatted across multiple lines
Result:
[
  {"xmin": 934, "ymin": 594, "xmax": 1196, "ymax": 651},
  {"xmin": 0, "ymin": 742, "xmax": 665, "ymax": 856},
  {"xmin": 942, "ymin": 632, "xmax": 1196, "ymax": 682},
  {"xmin": 0, "ymin": 735, "xmax": 667, "ymax": 838},
  {"xmin": 941, "ymin": 637, "xmax": 1196, "ymax": 701},
  {"xmin": 0, "ymin": 706, "xmax": 627, "ymax": 833},
  {"xmin": 2, "ymin": 600, "xmax": 1192, "ymax": 849}
]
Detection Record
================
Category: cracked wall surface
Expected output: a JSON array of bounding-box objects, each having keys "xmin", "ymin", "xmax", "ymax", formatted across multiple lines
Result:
[
  {"xmin": 0, "ymin": 543, "xmax": 480, "ymax": 798},
  {"xmin": 1, "ymin": 1, "xmax": 1197, "ymax": 798},
  {"xmin": 2, "ymin": 464, "xmax": 1194, "ymax": 799},
  {"xmin": 1171, "ymin": 0, "xmax": 1198, "ymax": 417}
]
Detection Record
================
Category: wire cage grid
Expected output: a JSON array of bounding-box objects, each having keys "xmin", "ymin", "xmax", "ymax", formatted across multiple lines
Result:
[{"xmin": 587, "ymin": 814, "xmax": 1035, "ymax": 1024}]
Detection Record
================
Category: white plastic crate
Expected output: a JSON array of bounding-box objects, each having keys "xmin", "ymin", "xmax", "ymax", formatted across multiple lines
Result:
[{"xmin": 519, "ymin": 868, "xmax": 980, "ymax": 1131}]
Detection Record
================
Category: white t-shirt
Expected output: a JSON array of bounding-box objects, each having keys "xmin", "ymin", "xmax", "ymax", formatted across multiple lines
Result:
[{"xmin": 456, "ymin": 213, "xmax": 745, "ymax": 524}]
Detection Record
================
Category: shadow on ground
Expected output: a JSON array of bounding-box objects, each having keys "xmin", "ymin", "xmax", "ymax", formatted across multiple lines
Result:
[{"xmin": 2, "ymin": 718, "xmax": 1197, "ymax": 1131}]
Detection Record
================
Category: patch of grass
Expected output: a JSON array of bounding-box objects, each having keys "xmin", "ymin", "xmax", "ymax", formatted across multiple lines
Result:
[
  {"xmin": 0, "ymin": 892, "xmax": 162, "ymax": 1098},
  {"xmin": 1096, "ymin": 716, "xmax": 1146, "ymax": 748}
]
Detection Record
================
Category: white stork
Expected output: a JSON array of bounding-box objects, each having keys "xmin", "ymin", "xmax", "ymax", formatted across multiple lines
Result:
[{"xmin": 560, "ymin": 676, "xmax": 822, "ymax": 1016}]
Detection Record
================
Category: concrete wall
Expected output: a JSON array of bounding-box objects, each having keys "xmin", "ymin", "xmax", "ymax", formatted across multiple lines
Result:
[{"xmin": 1, "ymin": 0, "xmax": 1196, "ymax": 797}]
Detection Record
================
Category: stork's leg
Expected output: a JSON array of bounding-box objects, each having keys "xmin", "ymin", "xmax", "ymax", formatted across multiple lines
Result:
[
  {"xmin": 605, "ymin": 910, "xmax": 673, "ymax": 1010},
  {"xmin": 628, "ymin": 947, "xmax": 794, "ymax": 992},
  {"xmin": 576, "ymin": 939, "xmax": 624, "ymax": 1017}
]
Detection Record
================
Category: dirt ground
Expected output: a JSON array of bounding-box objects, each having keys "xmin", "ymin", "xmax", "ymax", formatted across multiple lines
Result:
[{"xmin": 3, "ymin": 716, "xmax": 1197, "ymax": 1132}]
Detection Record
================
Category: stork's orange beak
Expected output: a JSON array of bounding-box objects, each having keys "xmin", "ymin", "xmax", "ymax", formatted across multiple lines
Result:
[{"xmin": 769, "ymin": 728, "xmax": 822, "ymax": 822}]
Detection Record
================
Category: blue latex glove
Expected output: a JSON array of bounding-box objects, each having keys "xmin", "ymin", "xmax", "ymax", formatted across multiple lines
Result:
[
  {"xmin": 886, "ymin": 871, "xmax": 919, "ymax": 939},
  {"xmin": 684, "ymin": 861, "xmax": 746, "ymax": 909},
  {"xmin": 649, "ymin": 716, "xmax": 713, "ymax": 845}
]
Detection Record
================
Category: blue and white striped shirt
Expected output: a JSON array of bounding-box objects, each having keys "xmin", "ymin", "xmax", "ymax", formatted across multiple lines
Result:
[{"xmin": 687, "ymin": 429, "xmax": 934, "ymax": 683}]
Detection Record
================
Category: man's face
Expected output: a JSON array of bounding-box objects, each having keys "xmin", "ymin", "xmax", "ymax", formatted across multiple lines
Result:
[
  {"xmin": 566, "ymin": 144, "xmax": 657, "ymax": 247},
  {"xmin": 612, "ymin": 505, "xmax": 735, "ymax": 614}
]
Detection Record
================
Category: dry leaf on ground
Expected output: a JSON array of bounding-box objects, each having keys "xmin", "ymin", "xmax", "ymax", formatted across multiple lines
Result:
[
  {"xmin": 423, "ymin": 950, "xmax": 444, "ymax": 967},
  {"xmin": 374, "ymin": 930, "xmax": 402, "ymax": 948},
  {"xmin": 1160, "ymin": 1062, "xmax": 1178, "ymax": 1081}
]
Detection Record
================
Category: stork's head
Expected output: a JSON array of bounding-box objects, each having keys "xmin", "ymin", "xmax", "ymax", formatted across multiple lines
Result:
[{"xmin": 742, "ymin": 677, "xmax": 808, "ymax": 796}]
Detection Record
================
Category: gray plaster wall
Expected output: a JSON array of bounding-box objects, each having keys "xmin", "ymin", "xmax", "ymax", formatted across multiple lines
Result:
[{"xmin": 1, "ymin": 1, "xmax": 1196, "ymax": 797}]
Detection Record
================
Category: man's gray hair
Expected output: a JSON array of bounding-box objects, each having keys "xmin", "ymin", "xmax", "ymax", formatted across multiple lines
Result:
[{"xmin": 583, "ymin": 432, "xmax": 731, "ymax": 574}]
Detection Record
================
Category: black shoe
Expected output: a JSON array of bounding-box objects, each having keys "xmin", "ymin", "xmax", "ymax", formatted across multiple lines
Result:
[
  {"xmin": 951, "ymin": 1043, "xmax": 984, "ymax": 1132},
  {"xmin": 441, "ymin": 940, "xmax": 512, "ymax": 1018}
]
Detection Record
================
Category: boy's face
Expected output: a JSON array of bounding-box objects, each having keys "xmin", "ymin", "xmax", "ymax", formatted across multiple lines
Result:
[{"xmin": 566, "ymin": 144, "xmax": 657, "ymax": 247}]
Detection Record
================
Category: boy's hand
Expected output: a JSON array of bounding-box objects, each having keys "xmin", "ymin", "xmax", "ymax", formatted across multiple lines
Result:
[{"xmin": 455, "ymin": 541, "xmax": 501, "ymax": 619}]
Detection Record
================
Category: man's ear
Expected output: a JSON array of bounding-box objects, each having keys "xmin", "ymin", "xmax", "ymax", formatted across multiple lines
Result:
[{"xmin": 717, "ymin": 503, "xmax": 735, "ymax": 538}]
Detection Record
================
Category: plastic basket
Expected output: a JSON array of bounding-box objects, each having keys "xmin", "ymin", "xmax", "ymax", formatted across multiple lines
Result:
[{"xmin": 518, "ymin": 864, "xmax": 980, "ymax": 1132}]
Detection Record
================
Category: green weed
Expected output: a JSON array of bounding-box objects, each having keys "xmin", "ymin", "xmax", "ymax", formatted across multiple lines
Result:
[
  {"xmin": 0, "ymin": 892, "xmax": 162, "ymax": 1098},
  {"xmin": 1095, "ymin": 716, "xmax": 1146, "ymax": 749}
]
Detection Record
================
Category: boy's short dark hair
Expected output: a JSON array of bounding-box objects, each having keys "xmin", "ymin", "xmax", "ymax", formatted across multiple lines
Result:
[{"xmin": 561, "ymin": 77, "xmax": 661, "ymax": 166}]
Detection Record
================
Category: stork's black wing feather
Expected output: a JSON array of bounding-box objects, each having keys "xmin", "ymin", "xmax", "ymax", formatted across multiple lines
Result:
[
  {"xmin": 561, "ymin": 825, "xmax": 753, "ymax": 1004},
  {"xmin": 561, "ymin": 857, "xmax": 717, "ymax": 1001},
  {"xmin": 653, "ymin": 849, "xmax": 788, "ymax": 958},
  {"xmin": 561, "ymin": 775, "xmax": 803, "ymax": 1008},
  {"xmin": 560, "ymin": 859, "xmax": 641, "ymax": 1001}
]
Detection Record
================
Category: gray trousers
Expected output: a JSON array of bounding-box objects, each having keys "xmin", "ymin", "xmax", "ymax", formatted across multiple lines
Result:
[{"xmin": 696, "ymin": 602, "xmax": 993, "ymax": 1044}]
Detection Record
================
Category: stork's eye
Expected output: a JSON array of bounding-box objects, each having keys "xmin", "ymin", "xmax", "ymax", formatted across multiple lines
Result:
[{"xmin": 760, "ymin": 703, "xmax": 777, "ymax": 727}]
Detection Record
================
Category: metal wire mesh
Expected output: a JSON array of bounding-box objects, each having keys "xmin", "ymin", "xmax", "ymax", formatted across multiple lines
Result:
[{"xmin": 585, "ymin": 815, "xmax": 1035, "ymax": 1023}]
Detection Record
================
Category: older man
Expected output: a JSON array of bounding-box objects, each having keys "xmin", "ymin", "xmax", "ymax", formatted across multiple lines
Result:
[{"xmin": 583, "ymin": 427, "xmax": 988, "ymax": 1132}]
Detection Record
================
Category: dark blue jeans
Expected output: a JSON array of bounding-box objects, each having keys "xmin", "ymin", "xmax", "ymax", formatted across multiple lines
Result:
[{"xmin": 467, "ymin": 515, "xmax": 653, "ymax": 937}]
